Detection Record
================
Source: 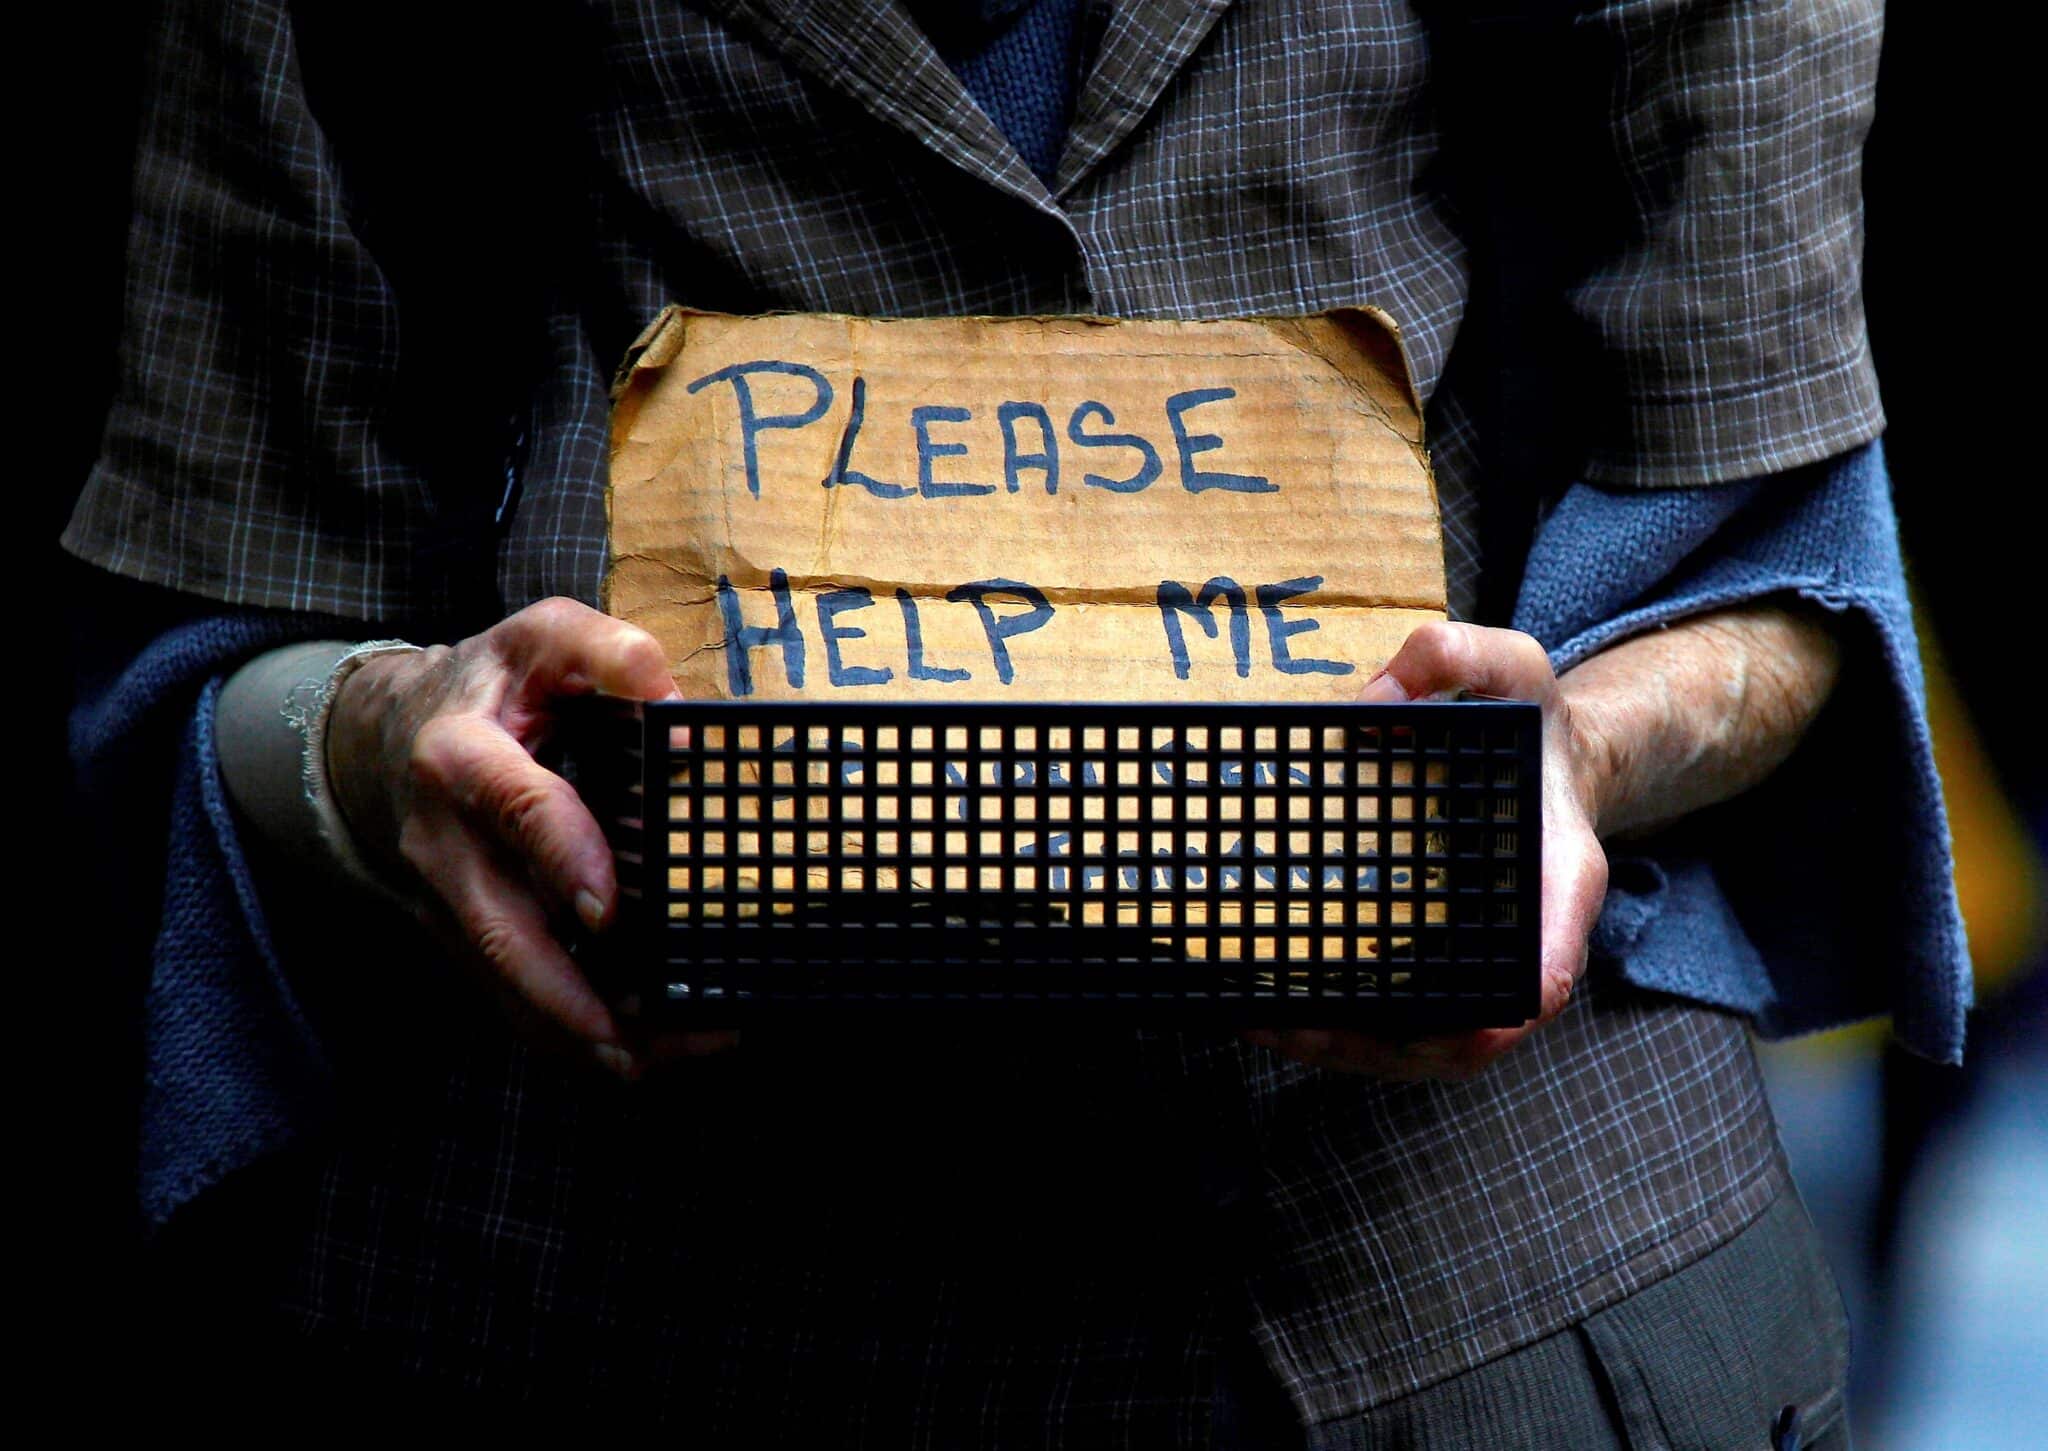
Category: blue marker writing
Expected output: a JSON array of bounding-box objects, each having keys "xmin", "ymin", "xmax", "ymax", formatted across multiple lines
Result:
[
  {"xmin": 945, "ymin": 579, "xmax": 1054, "ymax": 686},
  {"xmin": 715, "ymin": 568, "xmax": 806, "ymax": 696},
  {"xmin": 997, "ymin": 401, "xmax": 1060, "ymax": 494},
  {"xmin": 685, "ymin": 360, "xmax": 833, "ymax": 499},
  {"xmin": 1164, "ymin": 387, "xmax": 1273, "ymax": 494},
  {"xmin": 912, "ymin": 405, "xmax": 994, "ymax": 498},
  {"xmin": 1067, "ymin": 401, "xmax": 1162, "ymax": 493},
  {"xmin": 823, "ymin": 376, "xmax": 912, "ymax": 498},
  {"xmin": 816, "ymin": 587, "xmax": 892, "ymax": 687},
  {"xmin": 1157, "ymin": 576, "xmax": 1251, "ymax": 679},
  {"xmin": 896, "ymin": 588, "xmax": 970, "ymax": 683},
  {"xmin": 1257, "ymin": 576, "xmax": 1354, "ymax": 676}
]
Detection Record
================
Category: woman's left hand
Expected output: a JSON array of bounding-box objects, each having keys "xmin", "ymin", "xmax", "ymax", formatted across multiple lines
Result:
[
  {"xmin": 1245, "ymin": 606, "xmax": 1839, "ymax": 1080},
  {"xmin": 1244, "ymin": 622, "xmax": 1607, "ymax": 1080}
]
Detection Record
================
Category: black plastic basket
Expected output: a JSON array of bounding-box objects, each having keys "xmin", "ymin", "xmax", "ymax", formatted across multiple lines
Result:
[{"xmin": 561, "ymin": 699, "xmax": 1542, "ymax": 1028}]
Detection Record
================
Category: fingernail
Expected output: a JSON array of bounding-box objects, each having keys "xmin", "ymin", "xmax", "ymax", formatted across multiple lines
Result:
[
  {"xmin": 1358, "ymin": 670, "xmax": 1410, "ymax": 704},
  {"xmin": 575, "ymin": 888, "xmax": 607, "ymax": 932},
  {"xmin": 594, "ymin": 1043, "xmax": 640, "ymax": 1081}
]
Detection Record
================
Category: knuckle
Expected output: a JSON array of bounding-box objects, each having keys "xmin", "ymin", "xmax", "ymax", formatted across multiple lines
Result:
[
  {"xmin": 488, "ymin": 597, "xmax": 589, "ymax": 665},
  {"xmin": 1407, "ymin": 619, "xmax": 1458, "ymax": 660},
  {"xmin": 523, "ymin": 596, "xmax": 589, "ymax": 633},
  {"xmin": 612, "ymin": 623, "xmax": 670, "ymax": 677},
  {"xmin": 469, "ymin": 913, "xmax": 525, "ymax": 971},
  {"xmin": 494, "ymin": 772, "xmax": 566, "ymax": 849},
  {"xmin": 1414, "ymin": 621, "xmax": 1474, "ymax": 681},
  {"xmin": 408, "ymin": 717, "xmax": 469, "ymax": 794}
]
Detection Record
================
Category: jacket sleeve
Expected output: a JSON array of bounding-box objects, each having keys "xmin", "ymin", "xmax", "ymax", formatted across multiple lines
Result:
[
  {"xmin": 1564, "ymin": 0, "xmax": 1887, "ymax": 486},
  {"xmin": 1512, "ymin": 441, "xmax": 1971, "ymax": 1063},
  {"xmin": 69, "ymin": 576, "xmax": 365, "ymax": 1225},
  {"xmin": 61, "ymin": 0, "xmax": 545, "ymax": 623}
]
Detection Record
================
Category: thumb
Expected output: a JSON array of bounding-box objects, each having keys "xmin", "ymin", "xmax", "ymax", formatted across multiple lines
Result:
[
  {"xmin": 490, "ymin": 597, "xmax": 679, "ymax": 703},
  {"xmin": 1362, "ymin": 622, "xmax": 1556, "ymax": 705}
]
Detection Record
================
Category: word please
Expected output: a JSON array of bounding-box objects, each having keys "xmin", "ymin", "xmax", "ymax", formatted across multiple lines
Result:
[
  {"xmin": 716, "ymin": 571, "xmax": 1352, "ymax": 696},
  {"xmin": 687, "ymin": 359, "xmax": 1275, "ymax": 500}
]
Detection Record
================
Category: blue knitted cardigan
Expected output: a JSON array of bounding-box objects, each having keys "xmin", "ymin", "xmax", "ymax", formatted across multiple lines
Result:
[{"xmin": 70, "ymin": 440, "xmax": 1970, "ymax": 1227}]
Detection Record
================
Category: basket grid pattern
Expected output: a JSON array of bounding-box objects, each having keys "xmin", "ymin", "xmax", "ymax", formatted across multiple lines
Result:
[{"xmin": 563, "ymin": 700, "xmax": 1541, "ymax": 1025}]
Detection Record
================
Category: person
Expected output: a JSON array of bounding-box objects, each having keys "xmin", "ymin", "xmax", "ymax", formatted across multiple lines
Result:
[{"xmin": 69, "ymin": 0, "xmax": 1966, "ymax": 1443}]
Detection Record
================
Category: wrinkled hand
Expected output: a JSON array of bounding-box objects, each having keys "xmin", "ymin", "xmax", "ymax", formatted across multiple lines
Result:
[
  {"xmin": 327, "ymin": 597, "xmax": 734, "ymax": 1079},
  {"xmin": 1243, "ymin": 622, "xmax": 1609, "ymax": 1081}
]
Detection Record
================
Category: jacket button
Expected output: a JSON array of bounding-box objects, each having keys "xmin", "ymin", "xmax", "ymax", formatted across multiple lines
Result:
[{"xmin": 1771, "ymin": 1403, "xmax": 1803, "ymax": 1451}]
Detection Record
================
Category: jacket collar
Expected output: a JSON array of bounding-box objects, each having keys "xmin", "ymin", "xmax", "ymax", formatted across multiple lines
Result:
[
  {"xmin": 1056, "ymin": 0, "xmax": 1237, "ymax": 197},
  {"xmin": 707, "ymin": 0, "xmax": 1239, "ymax": 207},
  {"xmin": 707, "ymin": 0, "xmax": 1055, "ymax": 211}
]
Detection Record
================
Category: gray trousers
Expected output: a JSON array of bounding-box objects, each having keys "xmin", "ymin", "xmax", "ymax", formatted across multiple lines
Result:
[{"xmin": 1216, "ymin": 1191, "xmax": 1851, "ymax": 1450}]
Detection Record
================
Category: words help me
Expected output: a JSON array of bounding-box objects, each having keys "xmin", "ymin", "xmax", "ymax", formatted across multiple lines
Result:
[
  {"xmin": 687, "ymin": 356, "xmax": 1357, "ymax": 695},
  {"xmin": 717, "ymin": 571, "xmax": 1352, "ymax": 696}
]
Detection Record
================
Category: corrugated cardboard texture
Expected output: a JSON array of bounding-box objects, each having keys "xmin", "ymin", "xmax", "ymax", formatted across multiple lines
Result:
[{"xmin": 605, "ymin": 308, "xmax": 1445, "ymax": 701}]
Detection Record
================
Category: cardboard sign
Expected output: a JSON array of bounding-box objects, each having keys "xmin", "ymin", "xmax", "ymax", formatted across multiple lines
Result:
[{"xmin": 605, "ymin": 308, "xmax": 1445, "ymax": 701}]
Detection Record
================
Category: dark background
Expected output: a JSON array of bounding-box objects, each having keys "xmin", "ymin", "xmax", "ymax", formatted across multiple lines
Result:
[{"xmin": 40, "ymin": 3, "xmax": 2035, "ymax": 1432}]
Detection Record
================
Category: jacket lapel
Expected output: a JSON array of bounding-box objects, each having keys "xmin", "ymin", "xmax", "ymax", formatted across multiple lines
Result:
[
  {"xmin": 1055, "ymin": 0, "xmax": 1238, "ymax": 197},
  {"xmin": 709, "ymin": 0, "xmax": 1056, "ymax": 211}
]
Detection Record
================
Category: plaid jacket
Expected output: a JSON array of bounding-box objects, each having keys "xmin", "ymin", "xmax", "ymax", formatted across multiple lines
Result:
[
  {"xmin": 69, "ymin": 0, "xmax": 1882, "ymax": 627},
  {"xmin": 72, "ymin": 0, "xmax": 1883, "ymax": 1439}
]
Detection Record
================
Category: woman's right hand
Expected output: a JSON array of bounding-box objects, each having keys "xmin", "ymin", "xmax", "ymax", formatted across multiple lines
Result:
[{"xmin": 326, "ymin": 596, "xmax": 734, "ymax": 1078}]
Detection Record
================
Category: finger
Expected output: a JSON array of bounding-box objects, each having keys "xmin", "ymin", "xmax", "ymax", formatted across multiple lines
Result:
[
  {"xmin": 1363, "ymin": 622, "xmax": 1556, "ymax": 705},
  {"xmin": 399, "ymin": 807, "xmax": 621, "ymax": 1049},
  {"xmin": 412, "ymin": 713, "xmax": 616, "ymax": 929},
  {"xmin": 413, "ymin": 894, "xmax": 643, "ymax": 1079},
  {"xmin": 489, "ymin": 596, "xmax": 679, "ymax": 702},
  {"xmin": 1536, "ymin": 808, "xmax": 1607, "ymax": 1027}
]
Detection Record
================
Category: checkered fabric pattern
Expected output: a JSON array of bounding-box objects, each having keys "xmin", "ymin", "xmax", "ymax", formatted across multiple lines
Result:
[
  {"xmin": 74, "ymin": 0, "xmax": 1876, "ymax": 1436},
  {"xmin": 66, "ymin": 0, "xmax": 1882, "ymax": 626},
  {"xmin": 278, "ymin": 958, "xmax": 1785, "ymax": 1437}
]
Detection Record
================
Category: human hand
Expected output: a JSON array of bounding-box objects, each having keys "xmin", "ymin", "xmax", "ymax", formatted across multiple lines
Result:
[
  {"xmin": 1245, "ymin": 603, "xmax": 1840, "ymax": 1079},
  {"xmin": 326, "ymin": 597, "xmax": 736, "ymax": 1079},
  {"xmin": 1244, "ymin": 621, "xmax": 1608, "ymax": 1081}
]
